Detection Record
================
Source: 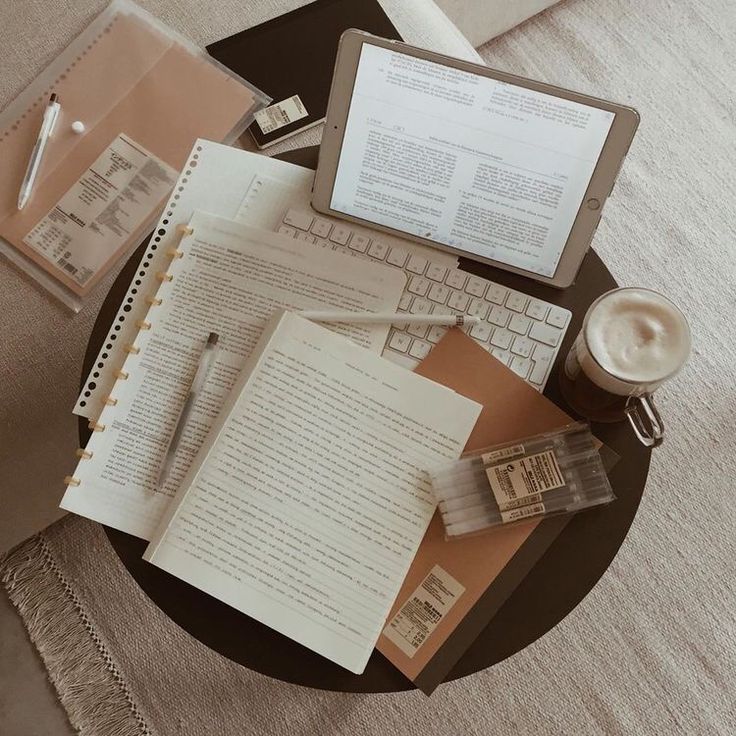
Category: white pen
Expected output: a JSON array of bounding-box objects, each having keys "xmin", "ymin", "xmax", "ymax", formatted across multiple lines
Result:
[
  {"xmin": 156, "ymin": 332, "xmax": 219, "ymax": 491},
  {"xmin": 298, "ymin": 311, "xmax": 480, "ymax": 327},
  {"xmin": 18, "ymin": 93, "xmax": 61, "ymax": 210}
]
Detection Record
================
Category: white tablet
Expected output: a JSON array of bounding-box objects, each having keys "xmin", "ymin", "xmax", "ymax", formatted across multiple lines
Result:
[{"xmin": 312, "ymin": 31, "xmax": 640, "ymax": 288}]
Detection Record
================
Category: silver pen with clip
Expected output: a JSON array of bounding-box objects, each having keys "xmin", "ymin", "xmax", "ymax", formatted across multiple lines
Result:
[{"xmin": 156, "ymin": 332, "xmax": 219, "ymax": 491}]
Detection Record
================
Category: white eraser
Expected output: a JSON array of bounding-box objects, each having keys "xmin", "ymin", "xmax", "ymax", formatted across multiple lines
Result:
[{"xmin": 71, "ymin": 121, "xmax": 85, "ymax": 134}]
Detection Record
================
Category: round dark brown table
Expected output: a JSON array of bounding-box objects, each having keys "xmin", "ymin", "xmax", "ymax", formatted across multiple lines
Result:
[{"xmin": 79, "ymin": 146, "xmax": 650, "ymax": 693}]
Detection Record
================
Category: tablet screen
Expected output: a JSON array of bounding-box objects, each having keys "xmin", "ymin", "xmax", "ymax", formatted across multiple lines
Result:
[{"xmin": 329, "ymin": 43, "xmax": 615, "ymax": 277}]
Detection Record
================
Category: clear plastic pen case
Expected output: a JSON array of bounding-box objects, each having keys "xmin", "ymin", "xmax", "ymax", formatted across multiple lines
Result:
[{"xmin": 429, "ymin": 422, "xmax": 615, "ymax": 539}]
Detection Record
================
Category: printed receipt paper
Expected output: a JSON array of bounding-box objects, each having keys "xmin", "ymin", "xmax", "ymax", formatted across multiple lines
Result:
[
  {"xmin": 61, "ymin": 212, "xmax": 405, "ymax": 541},
  {"xmin": 377, "ymin": 329, "xmax": 578, "ymax": 692}
]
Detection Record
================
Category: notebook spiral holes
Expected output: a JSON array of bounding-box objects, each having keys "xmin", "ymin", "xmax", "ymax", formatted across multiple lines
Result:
[{"xmin": 77, "ymin": 147, "xmax": 200, "ymax": 409}]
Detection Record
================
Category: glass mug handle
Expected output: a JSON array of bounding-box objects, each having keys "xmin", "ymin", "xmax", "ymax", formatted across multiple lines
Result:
[{"xmin": 625, "ymin": 394, "xmax": 664, "ymax": 447}]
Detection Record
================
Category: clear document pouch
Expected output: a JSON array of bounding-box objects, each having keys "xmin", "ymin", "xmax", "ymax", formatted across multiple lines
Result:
[
  {"xmin": 0, "ymin": 0, "xmax": 268, "ymax": 311},
  {"xmin": 429, "ymin": 422, "xmax": 615, "ymax": 539}
]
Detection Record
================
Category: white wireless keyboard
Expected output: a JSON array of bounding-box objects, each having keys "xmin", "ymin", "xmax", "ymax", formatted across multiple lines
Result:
[{"xmin": 276, "ymin": 208, "xmax": 571, "ymax": 391}]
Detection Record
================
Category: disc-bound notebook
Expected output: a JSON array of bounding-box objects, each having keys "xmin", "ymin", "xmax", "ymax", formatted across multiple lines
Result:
[
  {"xmin": 206, "ymin": 0, "xmax": 402, "ymax": 148},
  {"xmin": 62, "ymin": 210, "xmax": 405, "ymax": 541}
]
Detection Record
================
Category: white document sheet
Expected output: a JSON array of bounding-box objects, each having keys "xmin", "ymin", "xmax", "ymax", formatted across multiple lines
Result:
[
  {"xmin": 76, "ymin": 140, "xmax": 457, "ymax": 419},
  {"xmin": 330, "ymin": 44, "xmax": 615, "ymax": 278},
  {"xmin": 144, "ymin": 310, "xmax": 482, "ymax": 674},
  {"xmin": 62, "ymin": 212, "xmax": 406, "ymax": 540}
]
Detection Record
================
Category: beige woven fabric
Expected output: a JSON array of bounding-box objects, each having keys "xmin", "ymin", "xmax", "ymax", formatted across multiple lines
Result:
[{"xmin": 2, "ymin": 0, "xmax": 736, "ymax": 734}]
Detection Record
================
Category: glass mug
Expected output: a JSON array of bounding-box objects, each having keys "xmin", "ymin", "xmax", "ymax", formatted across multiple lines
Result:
[{"xmin": 559, "ymin": 287, "xmax": 691, "ymax": 447}]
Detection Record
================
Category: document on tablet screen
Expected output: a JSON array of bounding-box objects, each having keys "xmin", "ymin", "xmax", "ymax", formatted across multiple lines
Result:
[{"xmin": 330, "ymin": 44, "xmax": 615, "ymax": 277}]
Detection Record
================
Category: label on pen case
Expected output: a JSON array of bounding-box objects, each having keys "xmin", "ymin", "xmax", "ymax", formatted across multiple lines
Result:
[
  {"xmin": 500, "ymin": 501, "xmax": 547, "ymax": 524},
  {"xmin": 481, "ymin": 444, "xmax": 525, "ymax": 465},
  {"xmin": 486, "ymin": 449, "xmax": 564, "ymax": 510},
  {"xmin": 254, "ymin": 95, "xmax": 308, "ymax": 135},
  {"xmin": 24, "ymin": 133, "xmax": 177, "ymax": 287},
  {"xmin": 382, "ymin": 565, "xmax": 465, "ymax": 658}
]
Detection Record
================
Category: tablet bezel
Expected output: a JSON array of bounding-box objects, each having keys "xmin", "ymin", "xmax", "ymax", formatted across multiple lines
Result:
[{"xmin": 312, "ymin": 30, "xmax": 640, "ymax": 288}]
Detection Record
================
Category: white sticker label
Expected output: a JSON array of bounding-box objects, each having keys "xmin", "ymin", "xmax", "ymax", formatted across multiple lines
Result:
[
  {"xmin": 481, "ymin": 444, "xmax": 525, "ymax": 466},
  {"xmin": 500, "ymin": 501, "xmax": 547, "ymax": 524},
  {"xmin": 486, "ymin": 449, "xmax": 565, "ymax": 509},
  {"xmin": 24, "ymin": 134, "xmax": 177, "ymax": 287},
  {"xmin": 382, "ymin": 565, "xmax": 465, "ymax": 658},
  {"xmin": 254, "ymin": 95, "xmax": 308, "ymax": 135}
]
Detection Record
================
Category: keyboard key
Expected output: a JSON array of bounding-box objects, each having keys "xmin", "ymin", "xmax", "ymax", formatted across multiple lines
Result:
[
  {"xmin": 490, "ymin": 328, "xmax": 513, "ymax": 350},
  {"xmin": 488, "ymin": 306, "xmax": 509, "ymax": 327},
  {"xmin": 408, "ymin": 276, "xmax": 430, "ymax": 297},
  {"xmin": 408, "ymin": 323, "xmax": 428, "ymax": 339},
  {"xmin": 510, "ymin": 356, "xmax": 532, "ymax": 379},
  {"xmin": 491, "ymin": 348, "xmax": 512, "ymax": 366},
  {"xmin": 349, "ymin": 234, "xmax": 370, "ymax": 252},
  {"xmin": 407, "ymin": 255, "xmax": 428, "ymax": 274},
  {"xmin": 387, "ymin": 247, "xmax": 408, "ymax": 267},
  {"xmin": 427, "ymin": 325, "xmax": 447, "ymax": 344},
  {"xmin": 506, "ymin": 292, "xmax": 528, "ymax": 313},
  {"xmin": 529, "ymin": 360, "xmax": 548, "ymax": 385},
  {"xmin": 392, "ymin": 314, "xmax": 409, "ymax": 330},
  {"xmin": 428, "ymin": 283, "xmax": 450, "ymax": 304},
  {"xmin": 426, "ymin": 263, "xmax": 447, "ymax": 282},
  {"xmin": 296, "ymin": 232, "xmax": 316, "ymax": 244},
  {"xmin": 465, "ymin": 277, "xmax": 488, "ymax": 298},
  {"xmin": 485, "ymin": 284, "xmax": 506, "ymax": 305},
  {"xmin": 445, "ymin": 269, "xmax": 467, "ymax": 290},
  {"xmin": 508, "ymin": 314, "xmax": 531, "ymax": 335},
  {"xmin": 398, "ymin": 293, "xmax": 412, "ymax": 311},
  {"xmin": 531, "ymin": 344, "xmax": 556, "ymax": 376},
  {"xmin": 409, "ymin": 340, "xmax": 432, "ymax": 360},
  {"xmin": 469, "ymin": 321, "xmax": 492, "ymax": 342},
  {"xmin": 277, "ymin": 225, "xmax": 296, "ymax": 237},
  {"xmin": 389, "ymin": 331, "xmax": 412, "ymax": 353},
  {"xmin": 526, "ymin": 299, "xmax": 550, "ymax": 321},
  {"xmin": 368, "ymin": 240, "xmax": 389, "ymax": 260},
  {"xmin": 511, "ymin": 336, "xmax": 534, "ymax": 358},
  {"xmin": 329, "ymin": 225, "xmax": 351, "ymax": 245},
  {"xmin": 311, "ymin": 218, "xmax": 332, "ymax": 238},
  {"xmin": 468, "ymin": 299, "xmax": 489, "ymax": 319},
  {"xmin": 410, "ymin": 298, "xmax": 431, "ymax": 315},
  {"xmin": 433, "ymin": 304, "xmax": 453, "ymax": 316},
  {"xmin": 283, "ymin": 209, "xmax": 313, "ymax": 230},
  {"xmin": 447, "ymin": 291, "xmax": 469, "ymax": 311},
  {"xmin": 529, "ymin": 322, "xmax": 562, "ymax": 347},
  {"xmin": 547, "ymin": 306, "xmax": 569, "ymax": 329}
]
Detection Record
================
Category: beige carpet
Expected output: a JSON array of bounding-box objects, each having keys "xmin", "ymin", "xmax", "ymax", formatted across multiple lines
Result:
[{"xmin": 3, "ymin": 0, "xmax": 736, "ymax": 733}]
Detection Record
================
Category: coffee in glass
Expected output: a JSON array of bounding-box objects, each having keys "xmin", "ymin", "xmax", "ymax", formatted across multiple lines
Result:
[{"xmin": 559, "ymin": 287, "xmax": 690, "ymax": 446}]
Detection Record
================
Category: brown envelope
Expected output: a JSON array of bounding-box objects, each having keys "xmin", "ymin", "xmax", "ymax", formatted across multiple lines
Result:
[{"xmin": 376, "ymin": 328, "xmax": 580, "ymax": 694}]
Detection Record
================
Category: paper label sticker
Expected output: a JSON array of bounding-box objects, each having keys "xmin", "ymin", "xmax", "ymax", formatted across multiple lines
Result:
[
  {"xmin": 382, "ymin": 565, "xmax": 465, "ymax": 658},
  {"xmin": 486, "ymin": 449, "xmax": 565, "ymax": 509},
  {"xmin": 500, "ymin": 501, "xmax": 546, "ymax": 524},
  {"xmin": 481, "ymin": 444, "xmax": 525, "ymax": 465},
  {"xmin": 254, "ymin": 95, "xmax": 308, "ymax": 135},
  {"xmin": 24, "ymin": 134, "xmax": 177, "ymax": 287}
]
